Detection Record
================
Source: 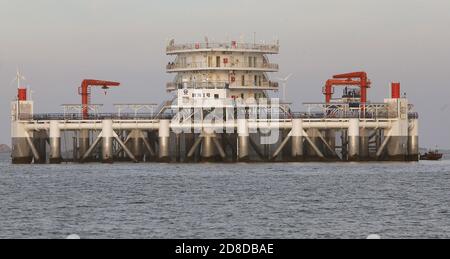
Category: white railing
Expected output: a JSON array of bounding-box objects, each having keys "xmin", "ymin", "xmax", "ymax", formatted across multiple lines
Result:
[
  {"xmin": 166, "ymin": 81, "xmax": 279, "ymax": 91},
  {"xmin": 166, "ymin": 62, "xmax": 279, "ymax": 71},
  {"xmin": 167, "ymin": 42, "xmax": 280, "ymax": 53}
]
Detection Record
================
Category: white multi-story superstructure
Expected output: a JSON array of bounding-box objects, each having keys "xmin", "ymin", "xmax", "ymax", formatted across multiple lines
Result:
[{"xmin": 166, "ymin": 40, "xmax": 280, "ymax": 106}]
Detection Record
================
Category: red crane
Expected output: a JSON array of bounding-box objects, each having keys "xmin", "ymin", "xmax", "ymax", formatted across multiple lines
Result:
[
  {"xmin": 324, "ymin": 72, "xmax": 371, "ymax": 104},
  {"xmin": 79, "ymin": 79, "xmax": 120, "ymax": 119}
]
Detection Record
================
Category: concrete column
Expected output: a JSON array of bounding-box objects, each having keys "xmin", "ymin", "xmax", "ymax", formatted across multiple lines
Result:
[
  {"xmin": 408, "ymin": 119, "xmax": 419, "ymax": 161},
  {"xmin": 201, "ymin": 133, "xmax": 216, "ymax": 161},
  {"xmin": 291, "ymin": 119, "xmax": 304, "ymax": 161},
  {"xmin": 129, "ymin": 130, "xmax": 144, "ymax": 161},
  {"xmin": 49, "ymin": 121, "xmax": 62, "ymax": 164},
  {"xmin": 387, "ymin": 119, "xmax": 409, "ymax": 161},
  {"xmin": 102, "ymin": 120, "xmax": 114, "ymax": 163},
  {"xmin": 11, "ymin": 121, "xmax": 32, "ymax": 164},
  {"xmin": 348, "ymin": 119, "xmax": 360, "ymax": 161},
  {"xmin": 237, "ymin": 119, "xmax": 249, "ymax": 161},
  {"xmin": 158, "ymin": 120, "xmax": 171, "ymax": 162},
  {"xmin": 79, "ymin": 129, "xmax": 90, "ymax": 160},
  {"xmin": 359, "ymin": 128, "xmax": 370, "ymax": 160}
]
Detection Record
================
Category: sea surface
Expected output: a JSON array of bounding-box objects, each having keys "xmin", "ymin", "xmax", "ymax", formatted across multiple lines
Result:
[{"xmin": 0, "ymin": 152, "xmax": 449, "ymax": 239}]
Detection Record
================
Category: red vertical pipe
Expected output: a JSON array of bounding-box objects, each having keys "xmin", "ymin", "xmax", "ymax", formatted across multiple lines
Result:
[
  {"xmin": 81, "ymin": 81, "xmax": 89, "ymax": 119},
  {"xmin": 391, "ymin": 82, "xmax": 401, "ymax": 99},
  {"xmin": 325, "ymin": 81, "xmax": 332, "ymax": 103},
  {"xmin": 18, "ymin": 88, "xmax": 27, "ymax": 101}
]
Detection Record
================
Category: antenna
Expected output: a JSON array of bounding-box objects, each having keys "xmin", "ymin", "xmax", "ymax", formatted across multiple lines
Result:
[{"xmin": 15, "ymin": 68, "xmax": 26, "ymax": 89}]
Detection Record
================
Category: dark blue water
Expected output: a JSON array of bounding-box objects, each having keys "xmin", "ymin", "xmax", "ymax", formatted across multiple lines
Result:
[{"xmin": 0, "ymin": 153, "xmax": 449, "ymax": 239}]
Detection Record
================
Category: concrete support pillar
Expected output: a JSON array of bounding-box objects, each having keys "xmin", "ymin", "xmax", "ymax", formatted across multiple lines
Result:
[
  {"xmin": 291, "ymin": 119, "xmax": 304, "ymax": 161},
  {"xmin": 408, "ymin": 119, "xmax": 419, "ymax": 161},
  {"xmin": 348, "ymin": 119, "xmax": 360, "ymax": 161},
  {"xmin": 237, "ymin": 119, "xmax": 249, "ymax": 162},
  {"xmin": 201, "ymin": 133, "xmax": 216, "ymax": 161},
  {"xmin": 387, "ymin": 119, "xmax": 409, "ymax": 161},
  {"xmin": 129, "ymin": 130, "xmax": 144, "ymax": 161},
  {"xmin": 79, "ymin": 129, "xmax": 90, "ymax": 161},
  {"xmin": 359, "ymin": 128, "xmax": 370, "ymax": 160},
  {"xmin": 11, "ymin": 121, "xmax": 33, "ymax": 164},
  {"xmin": 49, "ymin": 121, "xmax": 62, "ymax": 164},
  {"xmin": 158, "ymin": 120, "xmax": 171, "ymax": 162},
  {"xmin": 101, "ymin": 120, "xmax": 114, "ymax": 163}
]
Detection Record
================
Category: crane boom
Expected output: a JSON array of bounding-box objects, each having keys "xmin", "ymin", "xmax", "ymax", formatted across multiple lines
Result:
[{"xmin": 80, "ymin": 79, "xmax": 120, "ymax": 119}]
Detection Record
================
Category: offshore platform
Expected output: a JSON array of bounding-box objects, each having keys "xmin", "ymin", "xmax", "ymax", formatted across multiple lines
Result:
[{"xmin": 11, "ymin": 39, "xmax": 419, "ymax": 164}]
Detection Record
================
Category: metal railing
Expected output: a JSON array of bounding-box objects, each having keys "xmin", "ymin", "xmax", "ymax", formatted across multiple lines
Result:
[
  {"xmin": 22, "ymin": 111, "xmax": 419, "ymax": 122},
  {"xmin": 166, "ymin": 62, "xmax": 279, "ymax": 71},
  {"xmin": 166, "ymin": 81, "xmax": 279, "ymax": 91},
  {"xmin": 167, "ymin": 42, "xmax": 280, "ymax": 53},
  {"xmin": 24, "ymin": 113, "xmax": 176, "ymax": 121}
]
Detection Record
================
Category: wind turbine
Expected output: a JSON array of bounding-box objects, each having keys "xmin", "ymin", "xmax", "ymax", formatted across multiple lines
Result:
[
  {"xmin": 12, "ymin": 68, "xmax": 26, "ymax": 90},
  {"xmin": 277, "ymin": 73, "xmax": 293, "ymax": 102}
]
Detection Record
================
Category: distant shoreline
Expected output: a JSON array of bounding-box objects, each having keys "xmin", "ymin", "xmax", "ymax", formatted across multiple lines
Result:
[{"xmin": 0, "ymin": 144, "xmax": 11, "ymax": 154}]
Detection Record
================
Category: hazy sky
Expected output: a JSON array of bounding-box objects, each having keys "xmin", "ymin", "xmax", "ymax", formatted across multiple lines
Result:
[{"xmin": 1, "ymin": 0, "xmax": 450, "ymax": 147}]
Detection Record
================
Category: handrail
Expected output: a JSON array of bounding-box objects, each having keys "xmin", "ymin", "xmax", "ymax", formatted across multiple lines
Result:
[
  {"xmin": 20, "ymin": 111, "xmax": 418, "ymax": 121},
  {"xmin": 166, "ymin": 81, "xmax": 279, "ymax": 91},
  {"xmin": 167, "ymin": 42, "xmax": 280, "ymax": 53},
  {"xmin": 166, "ymin": 62, "xmax": 279, "ymax": 71}
]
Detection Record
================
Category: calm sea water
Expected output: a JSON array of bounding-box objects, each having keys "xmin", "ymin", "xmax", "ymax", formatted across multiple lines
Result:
[{"xmin": 0, "ymin": 153, "xmax": 449, "ymax": 239}]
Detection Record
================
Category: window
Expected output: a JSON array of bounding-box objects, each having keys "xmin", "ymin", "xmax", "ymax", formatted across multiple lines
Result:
[
  {"xmin": 216, "ymin": 56, "xmax": 221, "ymax": 68},
  {"xmin": 214, "ymin": 94, "xmax": 219, "ymax": 99},
  {"xmin": 241, "ymin": 75, "xmax": 245, "ymax": 86},
  {"xmin": 208, "ymin": 56, "xmax": 213, "ymax": 67}
]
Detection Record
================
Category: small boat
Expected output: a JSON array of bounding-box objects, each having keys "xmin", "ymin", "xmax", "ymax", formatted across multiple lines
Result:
[{"xmin": 420, "ymin": 150, "xmax": 443, "ymax": 161}]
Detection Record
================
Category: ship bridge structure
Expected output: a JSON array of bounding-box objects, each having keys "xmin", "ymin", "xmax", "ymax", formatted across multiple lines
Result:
[{"xmin": 10, "ymin": 39, "xmax": 419, "ymax": 164}]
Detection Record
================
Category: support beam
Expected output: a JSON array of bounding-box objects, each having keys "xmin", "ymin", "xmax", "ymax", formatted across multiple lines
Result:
[
  {"xmin": 81, "ymin": 132, "xmax": 102, "ymax": 162},
  {"xmin": 140, "ymin": 131, "xmax": 156, "ymax": 157},
  {"xmin": 317, "ymin": 130, "xmax": 338, "ymax": 158},
  {"xmin": 272, "ymin": 131, "xmax": 292, "ymax": 160},
  {"xmin": 78, "ymin": 129, "xmax": 90, "ymax": 161},
  {"xmin": 187, "ymin": 136, "xmax": 203, "ymax": 158},
  {"xmin": 113, "ymin": 131, "xmax": 138, "ymax": 163},
  {"xmin": 303, "ymin": 130, "xmax": 325, "ymax": 159},
  {"xmin": 376, "ymin": 130, "xmax": 392, "ymax": 158},
  {"xmin": 114, "ymin": 133, "xmax": 132, "ymax": 156},
  {"xmin": 24, "ymin": 131, "xmax": 40, "ymax": 163},
  {"xmin": 213, "ymin": 137, "xmax": 227, "ymax": 159},
  {"xmin": 249, "ymin": 137, "xmax": 266, "ymax": 160}
]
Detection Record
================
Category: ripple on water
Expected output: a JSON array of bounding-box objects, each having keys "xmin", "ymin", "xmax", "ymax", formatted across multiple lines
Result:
[{"xmin": 0, "ymin": 153, "xmax": 449, "ymax": 239}]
